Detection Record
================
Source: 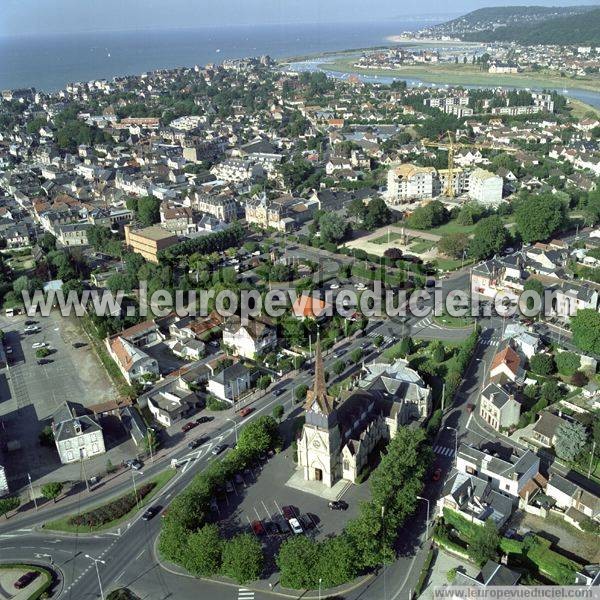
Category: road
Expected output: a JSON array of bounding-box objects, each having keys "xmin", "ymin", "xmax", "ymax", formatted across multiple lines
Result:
[{"xmin": 0, "ymin": 270, "xmax": 484, "ymax": 599}]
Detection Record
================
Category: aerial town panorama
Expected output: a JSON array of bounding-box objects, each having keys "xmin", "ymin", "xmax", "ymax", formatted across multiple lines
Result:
[{"xmin": 0, "ymin": 2, "xmax": 599, "ymax": 600}]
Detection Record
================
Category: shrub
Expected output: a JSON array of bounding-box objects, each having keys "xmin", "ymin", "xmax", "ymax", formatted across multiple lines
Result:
[
  {"xmin": 69, "ymin": 483, "xmax": 156, "ymax": 528},
  {"xmin": 530, "ymin": 353, "xmax": 555, "ymax": 376},
  {"xmin": 206, "ymin": 396, "xmax": 230, "ymax": 411},
  {"xmin": 555, "ymin": 352, "xmax": 580, "ymax": 377}
]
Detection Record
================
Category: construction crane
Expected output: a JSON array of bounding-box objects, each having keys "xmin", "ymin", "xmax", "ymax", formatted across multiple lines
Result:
[{"xmin": 421, "ymin": 130, "xmax": 517, "ymax": 198}]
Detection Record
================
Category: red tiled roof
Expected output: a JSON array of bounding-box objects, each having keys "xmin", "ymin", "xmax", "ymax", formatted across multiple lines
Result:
[{"xmin": 491, "ymin": 345, "xmax": 521, "ymax": 376}]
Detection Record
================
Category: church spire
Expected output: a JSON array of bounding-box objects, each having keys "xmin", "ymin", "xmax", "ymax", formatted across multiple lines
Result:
[{"xmin": 304, "ymin": 332, "xmax": 335, "ymax": 415}]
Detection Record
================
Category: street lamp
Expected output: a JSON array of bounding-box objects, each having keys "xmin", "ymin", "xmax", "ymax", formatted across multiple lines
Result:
[
  {"xmin": 146, "ymin": 428, "xmax": 155, "ymax": 464},
  {"xmin": 318, "ymin": 577, "xmax": 322, "ymax": 600},
  {"xmin": 27, "ymin": 473, "xmax": 38, "ymax": 511},
  {"xmin": 416, "ymin": 496, "xmax": 430, "ymax": 541},
  {"xmin": 445, "ymin": 426, "xmax": 458, "ymax": 468},
  {"xmin": 226, "ymin": 418, "xmax": 238, "ymax": 444},
  {"xmin": 131, "ymin": 470, "xmax": 144, "ymax": 509},
  {"xmin": 85, "ymin": 554, "xmax": 106, "ymax": 600}
]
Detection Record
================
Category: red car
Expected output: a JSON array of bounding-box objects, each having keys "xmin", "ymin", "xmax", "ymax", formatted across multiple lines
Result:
[
  {"xmin": 251, "ymin": 520, "xmax": 265, "ymax": 536},
  {"xmin": 181, "ymin": 422, "xmax": 198, "ymax": 433},
  {"xmin": 432, "ymin": 468, "xmax": 442, "ymax": 482},
  {"xmin": 14, "ymin": 572, "xmax": 38, "ymax": 589},
  {"xmin": 238, "ymin": 407, "xmax": 254, "ymax": 417},
  {"xmin": 282, "ymin": 505, "xmax": 296, "ymax": 520}
]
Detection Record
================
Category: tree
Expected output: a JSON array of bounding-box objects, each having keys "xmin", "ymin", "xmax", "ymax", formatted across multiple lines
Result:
[
  {"xmin": 38, "ymin": 425, "xmax": 54, "ymax": 447},
  {"xmin": 555, "ymin": 352, "xmax": 580, "ymax": 377},
  {"xmin": 407, "ymin": 201, "xmax": 448, "ymax": 230},
  {"xmin": 272, "ymin": 405, "xmax": 284, "ymax": 421},
  {"xmin": 220, "ymin": 533, "xmax": 263, "ymax": 584},
  {"xmin": 515, "ymin": 194, "xmax": 567, "ymax": 243},
  {"xmin": 316, "ymin": 534, "xmax": 358, "ymax": 587},
  {"xmin": 41, "ymin": 482, "xmax": 63, "ymax": 503},
  {"xmin": 333, "ymin": 360, "xmax": 345, "ymax": 375},
  {"xmin": 183, "ymin": 524, "xmax": 222, "ymax": 577},
  {"xmin": 318, "ymin": 213, "xmax": 348, "ymax": 244},
  {"xmin": 399, "ymin": 337, "xmax": 414, "ymax": 357},
  {"xmin": 349, "ymin": 348, "xmax": 363, "ymax": 363},
  {"xmin": 363, "ymin": 197, "xmax": 392, "ymax": 230},
  {"xmin": 373, "ymin": 335, "xmax": 384, "ymax": 347},
  {"xmin": 36, "ymin": 348, "xmax": 51, "ymax": 359},
  {"xmin": 469, "ymin": 519, "xmax": 499, "ymax": 565},
  {"xmin": 438, "ymin": 232, "xmax": 469, "ymax": 259},
  {"xmin": 0, "ymin": 496, "xmax": 20, "ymax": 519},
  {"xmin": 136, "ymin": 196, "xmax": 161, "ymax": 227},
  {"xmin": 277, "ymin": 535, "xmax": 319, "ymax": 589},
  {"xmin": 295, "ymin": 384, "xmax": 308, "ymax": 403},
  {"xmin": 347, "ymin": 198, "xmax": 366, "ymax": 223},
  {"xmin": 468, "ymin": 216, "xmax": 509, "ymax": 260},
  {"xmin": 383, "ymin": 247, "xmax": 403, "ymax": 260},
  {"xmin": 257, "ymin": 375, "xmax": 271, "ymax": 390},
  {"xmin": 570, "ymin": 309, "xmax": 600, "ymax": 355},
  {"xmin": 431, "ymin": 341, "xmax": 445, "ymax": 363},
  {"xmin": 523, "ymin": 278, "xmax": 545, "ymax": 312},
  {"xmin": 529, "ymin": 353, "xmax": 555, "ymax": 376},
  {"xmin": 554, "ymin": 421, "xmax": 588, "ymax": 462},
  {"xmin": 540, "ymin": 380, "xmax": 563, "ymax": 405}
]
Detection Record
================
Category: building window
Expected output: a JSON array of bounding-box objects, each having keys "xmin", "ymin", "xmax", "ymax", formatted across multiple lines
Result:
[{"xmin": 343, "ymin": 459, "xmax": 350, "ymax": 471}]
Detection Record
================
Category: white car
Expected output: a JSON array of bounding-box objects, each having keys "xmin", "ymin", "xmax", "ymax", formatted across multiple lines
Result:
[
  {"xmin": 288, "ymin": 517, "xmax": 303, "ymax": 535},
  {"xmin": 32, "ymin": 342, "xmax": 47, "ymax": 349},
  {"xmin": 24, "ymin": 325, "xmax": 38, "ymax": 333}
]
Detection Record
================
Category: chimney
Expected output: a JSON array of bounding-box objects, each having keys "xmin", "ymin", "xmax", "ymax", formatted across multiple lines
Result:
[{"xmin": 73, "ymin": 419, "xmax": 82, "ymax": 435}]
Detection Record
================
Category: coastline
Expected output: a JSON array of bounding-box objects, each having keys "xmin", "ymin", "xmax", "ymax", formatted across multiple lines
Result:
[
  {"xmin": 312, "ymin": 55, "xmax": 600, "ymax": 94},
  {"xmin": 385, "ymin": 36, "xmax": 478, "ymax": 46}
]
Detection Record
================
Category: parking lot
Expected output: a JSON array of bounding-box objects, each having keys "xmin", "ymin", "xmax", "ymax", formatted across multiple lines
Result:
[
  {"xmin": 0, "ymin": 312, "xmax": 131, "ymax": 487},
  {"xmin": 208, "ymin": 445, "xmax": 371, "ymax": 562}
]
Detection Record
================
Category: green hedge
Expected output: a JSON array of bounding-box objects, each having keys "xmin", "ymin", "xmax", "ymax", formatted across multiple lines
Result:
[{"xmin": 69, "ymin": 483, "xmax": 156, "ymax": 528}]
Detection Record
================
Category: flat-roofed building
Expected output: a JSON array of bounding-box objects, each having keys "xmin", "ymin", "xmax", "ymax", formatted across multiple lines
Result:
[{"xmin": 124, "ymin": 224, "xmax": 178, "ymax": 264}]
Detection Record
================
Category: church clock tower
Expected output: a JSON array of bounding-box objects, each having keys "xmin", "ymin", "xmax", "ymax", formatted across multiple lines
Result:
[{"xmin": 297, "ymin": 334, "xmax": 341, "ymax": 487}]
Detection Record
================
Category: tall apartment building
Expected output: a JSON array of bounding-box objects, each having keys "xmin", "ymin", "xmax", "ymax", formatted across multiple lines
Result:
[{"xmin": 386, "ymin": 164, "xmax": 436, "ymax": 204}]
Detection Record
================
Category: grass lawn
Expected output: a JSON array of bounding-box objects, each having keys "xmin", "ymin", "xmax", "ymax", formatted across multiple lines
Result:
[
  {"xmin": 371, "ymin": 231, "xmax": 403, "ymax": 245},
  {"xmin": 434, "ymin": 313, "xmax": 475, "ymax": 329},
  {"xmin": 44, "ymin": 470, "xmax": 176, "ymax": 534},
  {"xmin": 428, "ymin": 221, "xmax": 477, "ymax": 236},
  {"xmin": 409, "ymin": 240, "xmax": 436, "ymax": 254}
]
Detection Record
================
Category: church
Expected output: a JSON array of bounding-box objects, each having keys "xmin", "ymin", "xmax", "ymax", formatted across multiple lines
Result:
[{"xmin": 297, "ymin": 337, "xmax": 432, "ymax": 488}]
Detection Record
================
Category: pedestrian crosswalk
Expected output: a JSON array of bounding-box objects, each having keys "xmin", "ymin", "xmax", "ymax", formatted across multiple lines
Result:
[
  {"xmin": 434, "ymin": 445, "xmax": 455, "ymax": 458},
  {"xmin": 366, "ymin": 331, "xmax": 395, "ymax": 345},
  {"xmin": 238, "ymin": 588, "xmax": 255, "ymax": 600},
  {"xmin": 479, "ymin": 335, "xmax": 501, "ymax": 348}
]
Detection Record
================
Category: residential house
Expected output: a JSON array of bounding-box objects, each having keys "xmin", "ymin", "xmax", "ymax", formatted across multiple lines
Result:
[
  {"xmin": 106, "ymin": 336, "xmax": 159, "ymax": 384},
  {"xmin": 531, "ymin": 411, "xmax": 569, "ymax": 448},
  {"xmin": 489, "ymin": 343, "xmax": 525, "ymax": 385},
  {"xmin": 207, "ymin": 361, "xmax": 251, "ymax": 403},
  {"xmin": 437, "ymin": 471, "xmax": 515, "ymax": 527},
  {"xmin": 143, "ymin": 376, "xmax": 199, "ymax": 427},
  {"xmin": 453, "ymin": 561, "xmax": 521, "ymax": 588},
  {"xmin": 546, "ymin": 473, "xmax": 600, "ymax": 526},
  {"xmin": 52, "ymin": 402, "xmax": 106, "ymax": 464},
  {"xmin": 455, "ymin": 444, "xmax": 540, "ymax": 499},
  {"xmin": 292, "ymin": 295, "xmax": 331, "ymax": 321},
  {"xmin": 479, "ymin": 382, "xmax": 520, "ymax": 431},
  {"xmin": 222, "ymin": 315, "xmax": 277, "ymax": 359}
]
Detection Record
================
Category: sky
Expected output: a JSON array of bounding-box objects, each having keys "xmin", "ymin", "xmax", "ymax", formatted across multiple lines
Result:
[{"xmin": 2, "ymin": 0, "xmax": 599, "ymax": 36}]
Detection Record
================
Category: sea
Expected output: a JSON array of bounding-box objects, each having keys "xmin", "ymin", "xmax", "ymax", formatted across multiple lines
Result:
[{"xmin": 0, "ymin": 21, "xmax": 427, "ymax": 92}]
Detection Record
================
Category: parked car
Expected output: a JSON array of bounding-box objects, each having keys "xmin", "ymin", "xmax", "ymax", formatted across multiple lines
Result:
[
  {"xmin": 432, "ymin": 467, "xmax": 442, "ymax": 482},
  {"xmin": 273, "ymin": 389, "xmax": 284, "ymax": 397},
  {"xmin": 24, "ymin": 325, "xmax": 38, "ymax": 333},
  {"xmin": 195, "ymin": 416, "xmax": 213, "ymax": 425},
  {"xmin": 127, "ymin": 459, "xmax": 143, "ymax": 470},
  {"xmin": 14, "ymin": 572, "xmax": 38, "ymax": 589},
  {"xmin": 211, "ymin": 444, "xmax": 227, "ymax": 456},
  {"xmin": 238, "ymin": 407, "xmax": 254, "ymax": 417},
  {"xmin": 288, "ymin": 517, "xmax": 304, "ymax": 535},
  {"xmin": 300, "ymin": 514, "xmax": 316, "ymax": 530},
  {"xmin": 265, "ymin": 521, "xmax": 281, "ymax": 535},
  {"xmin": 282, "ymin": 505, "xmax": 296, "ymax": 520},
  {"xmin": 32, "ymin": 342, "xmax": 47, "ymax": 349},
  {"xmin": 251, "ymin": 520, "xmax": 265, "ymax": 536},
  {"xmin": 5, "ymin": 346, "xmax": 12, "ymax": 354},
  {"xmin": 181, "ymin": 422, "xmax": 198, "ymax": 433},
  {"xmin": 328, "ymin": 500, "xmax": 348, "ymax": 511},
  {"xmin": 425, "ymin": 279, "xmax": 436, "ymax": 288},
  {"xmin": 187, "ymin": 439, "xmax": 201, "ymax": 450},
  {"xmin": 142, "ymin": 506, "xmax": 161, "ymax": 520}
]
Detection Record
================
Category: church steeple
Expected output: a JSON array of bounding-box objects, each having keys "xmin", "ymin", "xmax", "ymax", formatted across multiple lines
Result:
[{"xmin": 304, "ymin": 333, "xmax": 335, "ymax": 415}]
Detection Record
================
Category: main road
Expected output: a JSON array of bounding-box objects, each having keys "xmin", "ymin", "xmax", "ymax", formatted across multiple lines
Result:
[{"xmin": 0, "ymin": 271, "xmax": 483, "ymax": 599}]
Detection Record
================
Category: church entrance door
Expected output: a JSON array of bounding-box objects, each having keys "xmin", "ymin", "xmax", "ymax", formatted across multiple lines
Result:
[{"xmin": 314, "ymin": 468, "xmax": 323, "ymax": 481}]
